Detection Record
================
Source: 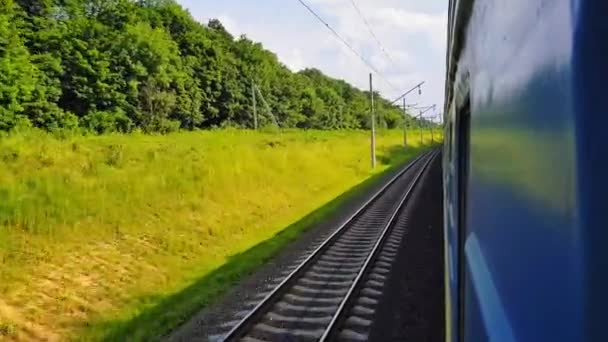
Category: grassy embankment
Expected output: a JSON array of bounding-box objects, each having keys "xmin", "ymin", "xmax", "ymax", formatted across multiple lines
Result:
[{"xmin": 0, "ymin": 128, "xmax": 440, "ymax": 341}]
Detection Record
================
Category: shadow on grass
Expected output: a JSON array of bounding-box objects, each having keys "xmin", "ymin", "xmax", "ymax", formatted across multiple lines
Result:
[{"xmin": 90, "ymin": 145, "xmax": 433, "ymax": 342}]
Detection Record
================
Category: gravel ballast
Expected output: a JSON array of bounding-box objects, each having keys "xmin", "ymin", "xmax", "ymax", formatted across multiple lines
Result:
[{"xmin": 368, "ymin": 152, "xmax": 445, "ymax": 342}]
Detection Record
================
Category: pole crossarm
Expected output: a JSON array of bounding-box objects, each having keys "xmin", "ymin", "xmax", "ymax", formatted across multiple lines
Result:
[
  {"xmin": 412, "ymin": 105, "xmax": 435, "ymax": 113},
  {"xmin": 414, "ymin": 104, "xmax": 436, "ymax": 118},
  {"xmin": 390, "ymin": 81, "xmax": 425, "ymax": 105}
]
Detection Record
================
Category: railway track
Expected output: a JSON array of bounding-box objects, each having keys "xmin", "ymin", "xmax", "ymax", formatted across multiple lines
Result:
[{"xmin": 222, "ymin": 150, "xmax": 437, "ymax": 342}]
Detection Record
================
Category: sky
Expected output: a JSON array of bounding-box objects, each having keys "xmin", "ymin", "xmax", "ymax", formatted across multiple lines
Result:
[{"xmin": 176, "ymin": 0, "xmax": 449, "ymax": 118}]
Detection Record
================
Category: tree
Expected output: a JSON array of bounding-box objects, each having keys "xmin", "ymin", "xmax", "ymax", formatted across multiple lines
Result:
[
  {"xmin": 1, "ymin": 0, "xmax": 425, "ymax": 133},
  {"xmin": 0, "ymin": 0, "xmax": 43, "ymax": 129}
]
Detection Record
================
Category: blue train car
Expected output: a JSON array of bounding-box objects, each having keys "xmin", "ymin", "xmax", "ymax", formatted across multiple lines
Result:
[{"xmin": 443, "ymin": 0, "xmax": 608, "ymax": 341}]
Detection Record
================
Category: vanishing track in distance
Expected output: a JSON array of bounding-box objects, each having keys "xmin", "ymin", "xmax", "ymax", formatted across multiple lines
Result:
[{"xmin": 222, "ymin": 150, "xmax": 438, "ymax": 341}]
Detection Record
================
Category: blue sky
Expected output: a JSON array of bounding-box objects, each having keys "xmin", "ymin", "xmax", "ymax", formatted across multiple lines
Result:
[{"xmin": 177, "ymin": 0, "xmax": 448, "ymax": 118}]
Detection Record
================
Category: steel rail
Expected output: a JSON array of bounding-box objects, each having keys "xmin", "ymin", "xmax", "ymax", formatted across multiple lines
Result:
[
  {"xmin": 222, "ymin": 151, "xmax": 431, "ymax": 341},
  {"xmin": 319, "ymin": 149, "xmax": 438, "ymax": 341}
]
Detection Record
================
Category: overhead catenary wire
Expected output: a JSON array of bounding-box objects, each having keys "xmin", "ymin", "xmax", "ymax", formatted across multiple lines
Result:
[
  {"xmin": 348, "ymin": 0, "xmax": 398, "ymax": 70},
  {"xmin": 296, "ymin": 0, "xmax": 398, "ymax": 92}
]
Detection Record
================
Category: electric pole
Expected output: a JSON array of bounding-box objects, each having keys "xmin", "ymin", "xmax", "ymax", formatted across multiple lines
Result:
[
  {"xmin": 430, "ymin": 114, "xmax": 435, "ymax": 144},
  {"xmin": 251, "ymin": 80, "xmax": 258, "ymax": 130},
  {"xmin": 419, "ymin": 110, "xmax": 423, "ymax": 145},
  {"xmin": 369, "ymin": 73, "xmax": 376, "ymax": 169},
  {"xmin": 402, "ymin": 97, "xmax": 408, "ymax": 147},
  {"xmin": 390, "ymin": 81, "xmax": 424, "ymax": 148},
  {"xmin": 413, "ymin": 105, "xmax": 436, "ymax": 146}
]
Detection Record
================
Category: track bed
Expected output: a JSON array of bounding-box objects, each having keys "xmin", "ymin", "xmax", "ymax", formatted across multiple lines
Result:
[{"xmin": 168, "ymin": 150, "xmax": 444, "ymax": 342}]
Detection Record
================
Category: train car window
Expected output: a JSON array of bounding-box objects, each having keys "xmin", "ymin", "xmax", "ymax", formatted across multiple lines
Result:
[{"xmin": 457, "ymin": 97, "xmax": 470, "ymax": 342}]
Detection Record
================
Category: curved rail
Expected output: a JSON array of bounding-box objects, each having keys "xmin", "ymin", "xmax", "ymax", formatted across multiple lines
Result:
[{"xmin": 222, "ymin": 150, "xmax": 435, "ymax": 341}]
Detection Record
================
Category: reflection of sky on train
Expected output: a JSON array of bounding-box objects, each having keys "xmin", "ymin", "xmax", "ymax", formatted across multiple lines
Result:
[{"xmin": 466, "ymin": 1, "xmax": 572, "ymax": 108}]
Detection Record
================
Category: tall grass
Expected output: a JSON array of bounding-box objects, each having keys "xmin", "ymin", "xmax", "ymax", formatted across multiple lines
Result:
[{"xmin": 0, "ymin": 128, "xmax": 440, "ymax": 341}]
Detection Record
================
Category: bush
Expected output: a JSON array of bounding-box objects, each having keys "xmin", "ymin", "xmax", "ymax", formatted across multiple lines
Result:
[{"xmin": 81, "ymin": 109, "xmax": 134, "ymax": 134}]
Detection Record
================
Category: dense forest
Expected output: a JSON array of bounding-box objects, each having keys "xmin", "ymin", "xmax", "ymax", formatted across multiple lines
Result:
[{"xmin": 0, "ymin": 0, "xmax": 428, "ymax": 133}]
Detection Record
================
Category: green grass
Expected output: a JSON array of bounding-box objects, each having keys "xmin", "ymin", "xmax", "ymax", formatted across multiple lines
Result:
[{"xmin": 0, "ymin": 128, "xmax": 440, "ymax": 341}]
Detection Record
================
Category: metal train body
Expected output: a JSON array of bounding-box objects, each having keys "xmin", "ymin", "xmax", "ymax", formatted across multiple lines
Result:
[{"xmin": 443, "ymin": 0, "xmax": 608, "ymax": 341}]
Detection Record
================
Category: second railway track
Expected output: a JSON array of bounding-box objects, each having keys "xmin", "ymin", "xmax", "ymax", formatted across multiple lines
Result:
[{"xmin": 222, "ymin": 150, "xmax": 438, "ymax": 342}]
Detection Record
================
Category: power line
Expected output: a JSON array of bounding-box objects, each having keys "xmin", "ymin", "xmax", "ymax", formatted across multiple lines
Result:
[
  {"xmin": 296, "ymin": 0, "xmax": 398, "ymax": 92},
  {"xmin": 348, "ymin": 0, "xmax": 398, "ymax": 70}
]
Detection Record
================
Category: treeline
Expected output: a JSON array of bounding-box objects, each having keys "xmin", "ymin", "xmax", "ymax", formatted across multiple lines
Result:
[{"xmin": 1, "ymin": 0, "xmax": 424, "ymax": 133}]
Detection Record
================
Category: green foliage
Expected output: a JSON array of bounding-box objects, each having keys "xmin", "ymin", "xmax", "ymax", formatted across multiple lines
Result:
[
  {"xmin": 1, "ymin": 0, "xmax": 430, "ymax": 133},
  {"xmin": 81, "ymin": 109, "xmax": 132, "ymax": 134},
  {"xmin": 0, "ymin": 0, "xmax": 41, "ymax": 129}
]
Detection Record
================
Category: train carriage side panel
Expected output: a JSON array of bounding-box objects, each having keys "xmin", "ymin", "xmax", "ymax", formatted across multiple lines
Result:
[{"xmin": 443, "ymin": 0, "xmax": 608, "ymax": 341}]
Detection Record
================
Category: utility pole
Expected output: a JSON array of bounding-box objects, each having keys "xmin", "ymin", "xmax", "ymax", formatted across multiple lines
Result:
[
  {"xmin": 413, "ymin": 105, "xmax": 436, "ymax": 146},
  {"xmin": 419, "ymin": 111, "xmax": 423, "ymax": 145},
  {"xmin": 402, "ymin": 97, "xmax": 408, "ymax": 147},
  {"xmin": 251, "ymin": 80, "xmax": 258, "ymax": 130},
  {"xmin": 369, "ymin": 73, "xmax": 376, "ymax": 169},
  {"xmin": 390, "ymin": 81, "xmax": 423, "ymax": 148},
  {"xmin": 430, "ymin": 114, "xmax": 435, "ymax": 144}
]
